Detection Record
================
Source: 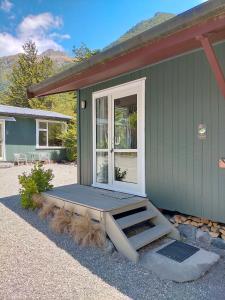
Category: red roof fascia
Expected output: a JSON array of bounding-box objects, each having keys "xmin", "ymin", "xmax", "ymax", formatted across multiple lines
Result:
[{"xmin": 37, "ymin": 14, "xmax": 225, "ymax": 96}]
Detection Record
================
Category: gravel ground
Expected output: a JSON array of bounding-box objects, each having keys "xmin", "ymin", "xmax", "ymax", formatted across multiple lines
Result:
[
  {"xmin": 0, "ymin": 164, "xmax": 225, "ymax": 299},
  {"xmin": 0, "ymin": 163, "xmax": 77, "ymax": 197}
]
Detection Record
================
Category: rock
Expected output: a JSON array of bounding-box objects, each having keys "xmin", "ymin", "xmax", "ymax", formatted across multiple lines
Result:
[
  {"xmin": 196, "ymin": 229, "xmax": 211, "ymax": 244},
  {"xmin": 209, "ymin": 232, "xmax": 219, "ymax": 238},
  {"xmin": 211, "ymin": 237, "xmax": 225, "ymax": 250},
  {"xmin": 140, "ymin": 240, "xmax": 220, "ymax": 283},
  {"xmin": 222, "ymin": 235, "xmax": 225, "ymax": 241},
  {"xmin": 208, "ymin": 221, "xmax": 213, "ymax": 227},
  {"xmin": 201, "ymin": 226, "xmax": 209, "ymax": 232},
  {"xmin": 170, "ymin": 218, "xmax": 175, "ymax": 224},
  {"xmin": 178, "ymin": 224, "xmax": 197, "ymax": 241}
]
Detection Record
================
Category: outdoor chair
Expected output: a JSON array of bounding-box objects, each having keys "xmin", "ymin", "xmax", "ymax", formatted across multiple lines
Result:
[
  {"xmin": 14, "ymin": 153, "xmax": 28, "ymax": 165},
  {"xmin": 38, "ymin": 152, "xmax": 51, "ymax": 164}
]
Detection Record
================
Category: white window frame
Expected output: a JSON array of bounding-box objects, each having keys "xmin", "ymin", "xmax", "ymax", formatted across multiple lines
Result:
[
  {"xmin": 0, "ymin": 120, "xmax": 6, "ymax": 161},
  {"xmin": 92, "ymin": 77, "xmax": 146, "ymax": 197},
  {"xmin": 36, "ymin": 119, "xmax": 66, "ymax": 149}
]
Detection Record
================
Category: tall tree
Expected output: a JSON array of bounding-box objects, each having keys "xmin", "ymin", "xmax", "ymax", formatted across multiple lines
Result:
[
  {"xmin": 5, "ymin": 41, "xmax": 54, "ymax": 107},
  {"xmin": 72, "ymin": 43, "xmax": 99, "ymax": 62}
]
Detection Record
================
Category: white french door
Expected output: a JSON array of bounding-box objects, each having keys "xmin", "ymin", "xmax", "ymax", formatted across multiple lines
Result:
[
  {"xmin": 0, "ymin": 121, "xmax": 5, "ymax": 161},
  {"xmin": 92, "ymin": 78, "xmax": 146, "ymax": 196}
]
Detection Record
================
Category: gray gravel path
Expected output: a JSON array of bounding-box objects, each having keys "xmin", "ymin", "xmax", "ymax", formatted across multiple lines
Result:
[
  {"xmin": 0, "ymin": 164, "xmax": 225, "ymax": 299},
  {"xmin": 0, "ymin": 163, "xmax": 77, "ymax": 197}
]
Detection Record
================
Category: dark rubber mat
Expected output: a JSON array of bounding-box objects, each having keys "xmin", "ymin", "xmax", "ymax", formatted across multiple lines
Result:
[{"xmin": 157, "ymin": 241, "xmax": 200, "ymax": 263}]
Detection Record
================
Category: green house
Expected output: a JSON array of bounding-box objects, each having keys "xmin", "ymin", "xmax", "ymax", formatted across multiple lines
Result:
[
  {"xmin": 28, "ymin": 0, "xmax": 225, "ymax": 223},
  {"xmin": 0, "ymin": 105, "xmax": 71, "ymax": 162}
]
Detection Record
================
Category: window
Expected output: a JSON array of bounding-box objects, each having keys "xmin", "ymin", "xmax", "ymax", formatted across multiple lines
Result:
[{"xmin": 36, "ymin": 120, "xmax": 66, "ymax": 148}]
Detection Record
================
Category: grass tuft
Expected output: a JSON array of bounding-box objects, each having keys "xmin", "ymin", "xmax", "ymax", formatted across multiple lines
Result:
[
  {"xmin": 70, "ymin": 212, "xmax": 106, "ymax": 248},
  {"xmin": 38, "ymin": 201, "xmax": 55, "ymax": 219},
  {"xmin": 32, "ymin": 194, "xmax": 45, "ymax": 209},
  {"xmin": 50, "ymin": 207, "xmax": 72, "ymax": 234}
]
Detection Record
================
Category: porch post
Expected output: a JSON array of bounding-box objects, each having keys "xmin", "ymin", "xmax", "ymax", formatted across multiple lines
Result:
[{"xmin": 197, "ymin": 35, "xmax": 225, "ymax": 100}]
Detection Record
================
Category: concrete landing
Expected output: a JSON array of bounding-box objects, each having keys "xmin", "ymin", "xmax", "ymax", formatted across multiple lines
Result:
[{"xmin": 140, "ymin": 239, "xmax": 220, "ymax": 282}]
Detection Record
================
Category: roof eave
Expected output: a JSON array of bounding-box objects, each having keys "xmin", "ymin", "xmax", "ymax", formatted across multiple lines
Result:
[{"xmin": 27, "ymin": 0, "xmax": 225, "ymax": 98}]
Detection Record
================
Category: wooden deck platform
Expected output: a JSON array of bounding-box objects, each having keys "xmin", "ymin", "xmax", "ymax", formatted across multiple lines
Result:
[
  {"xmin": 44, "ymin": 184, "xmax": 147, "ymax": 213},
  {"xmin": 43, "ymin": 184, "xmax": 179, "ymax": 262}
]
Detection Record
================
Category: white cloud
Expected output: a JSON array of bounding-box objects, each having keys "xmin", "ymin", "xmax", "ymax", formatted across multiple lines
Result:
[
  {"xmin": 49, "ymin": 32, "xmax": 71, "ymax": 40},
  {"xmin": 0, "ymin": 12, "xmax": 70, "ymax": 56},
  {"xmin": 0, "ymin": 0, "xmax": 13, "ymax": 12}
]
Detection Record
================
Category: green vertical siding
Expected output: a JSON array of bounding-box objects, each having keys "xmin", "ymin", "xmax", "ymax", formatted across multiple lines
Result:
[
  {"xmin": 79, "ymin": 41, "xmax": 225, "ymax": 223},
  {"xmin": 5, "ymin": 117, "xmax": 66, "ymax": 161}
]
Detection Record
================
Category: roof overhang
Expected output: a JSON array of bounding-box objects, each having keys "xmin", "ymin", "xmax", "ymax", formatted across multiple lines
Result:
[
  {"xmin": 0, "ymin": 116, "xmax": 16, "ymax": 122},
  {"xmin": 27, "ymin": 0, "xmax": 225, "ymax": 98}
]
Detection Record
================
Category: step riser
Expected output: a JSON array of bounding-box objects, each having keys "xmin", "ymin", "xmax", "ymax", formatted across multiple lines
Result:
[{"xmin": 129, "ymin": 225, "xmax": 171, "ymax": 250}]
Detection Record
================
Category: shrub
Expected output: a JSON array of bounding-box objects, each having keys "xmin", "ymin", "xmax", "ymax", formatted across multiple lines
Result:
[{"xmin": 18, "ymin": 162, "xmax": 54, "ymax": 209}]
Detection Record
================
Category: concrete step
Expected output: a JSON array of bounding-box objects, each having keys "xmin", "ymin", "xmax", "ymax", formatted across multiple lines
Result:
[
  {"xmin": 117, "ymin": 210, "xmax": 157, "ymax": 230},
  {"xmin": 129, "ymin": 224, "xmax": 171, "ymax": 250}
]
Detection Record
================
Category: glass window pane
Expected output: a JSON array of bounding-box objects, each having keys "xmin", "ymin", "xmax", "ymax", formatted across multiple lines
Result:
[
  {"xmin": 114, "ymin": 94, "xmax": 137, "ymax": 149},
  {"xmin": 96, "ymin": 152, "xmax": 108, "ymax": 183},
  {"xmin": 39, "ymin": 131, "xmax": 47, "ymax": 146},
  {"xmin": 114, "ymin": 152, "xmax": 137, "ymax": 184},
  {"xmin": 48, "ymin": 123, "xmax": 63, "ymax": 147},
  {"xmin": 39, "ymin": 122, "xmax": 47, "ymax": 129},
  {"xmin": 96, "ymin": 97, "xmax": 108, "ymax": 149}
]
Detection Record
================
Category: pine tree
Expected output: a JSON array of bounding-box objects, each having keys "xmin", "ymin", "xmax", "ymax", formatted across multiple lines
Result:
[{"xmin": 5, "ymin": 41, "xmax": 54, "ymax": 107}]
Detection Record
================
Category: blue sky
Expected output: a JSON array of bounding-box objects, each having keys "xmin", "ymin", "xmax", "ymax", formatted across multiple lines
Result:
[{"xmin": 0, "ymin": 0, "xmax": 207, "ymax": 57}]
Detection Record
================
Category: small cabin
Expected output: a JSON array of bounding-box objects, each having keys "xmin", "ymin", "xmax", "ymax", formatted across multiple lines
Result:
[
  {"xmin": 28, "ymin": 0, "xmax": 225, "ymax": 223},
  {"xmin": 0, "ymin": 105, "xmax": 71, "ymax": 162}
]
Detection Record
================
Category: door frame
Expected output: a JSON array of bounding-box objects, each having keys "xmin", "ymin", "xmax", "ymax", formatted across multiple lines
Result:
[
  {"xmin": 0, "ymin": 120, "xmax": 5, "ymax": 161},
  {"xmin": 92, "ymin": 77, "xmax": 146, "ymax": 196}
]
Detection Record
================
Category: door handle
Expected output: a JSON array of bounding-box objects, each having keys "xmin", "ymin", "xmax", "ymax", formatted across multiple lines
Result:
[{"xmin": 110, "ymin": 148, "xmax": 114, "ymax": 153}]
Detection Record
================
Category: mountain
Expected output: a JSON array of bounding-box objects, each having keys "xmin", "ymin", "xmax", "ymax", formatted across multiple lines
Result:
[
  {"xmin": 0, "ymin": 49, "xmax": 74, "ymax": 92},
  {"xmin": 106, "ymin": 12, "xmax": 175, "ymax": 49}
]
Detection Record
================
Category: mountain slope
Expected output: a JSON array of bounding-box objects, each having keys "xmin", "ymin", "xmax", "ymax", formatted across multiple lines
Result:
[
  {"xmin": 106, "ymin": 12, "xmax": 175, "ymax": 49},
  {"xmin": 0, "ymin": 50, "xmax": 74, "ymax": 92}
]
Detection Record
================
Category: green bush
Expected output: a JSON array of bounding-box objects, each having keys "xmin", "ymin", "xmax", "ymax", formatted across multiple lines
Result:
[{"xmin": 18, "ymin": 162, "xmax": 54, "ymax": 209}]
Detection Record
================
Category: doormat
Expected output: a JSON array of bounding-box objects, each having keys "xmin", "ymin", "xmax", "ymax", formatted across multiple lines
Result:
[{"xmin": 157, "ymin": 241, "xmax": 200, "ymax": 263}]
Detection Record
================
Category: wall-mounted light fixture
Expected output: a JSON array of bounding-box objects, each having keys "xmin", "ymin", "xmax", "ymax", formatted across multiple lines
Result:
[{"xmin": 81, "ymin": 100, "xmax": 86, "ymax": 110}]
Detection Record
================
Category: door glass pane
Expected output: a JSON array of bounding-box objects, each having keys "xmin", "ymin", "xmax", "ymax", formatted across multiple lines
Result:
[
  {"xmin": 96, "ymin": 96, "xmax": 108, "ymax": 149},
  {"xmin": 114, "ymin": 152, "xmax": 137, "ymax": 184},
  {"xmin": 114, "ymin": 94, "xmax": 137, "ymax": 149},
  {"xmin": 96, "ymin": 152, "xmax": 108, "ymax": 183}
]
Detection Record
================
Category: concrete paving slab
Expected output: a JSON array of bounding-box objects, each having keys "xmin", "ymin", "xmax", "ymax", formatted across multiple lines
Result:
[{"xmin": 140, "ymin": 239, "xmax": 220, "ymax": 282}]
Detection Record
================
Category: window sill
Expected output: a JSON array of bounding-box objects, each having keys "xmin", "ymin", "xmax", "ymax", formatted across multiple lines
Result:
[{"xmin": 36, "ymin": 147, "xmax": 66, "ymax": 150}]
